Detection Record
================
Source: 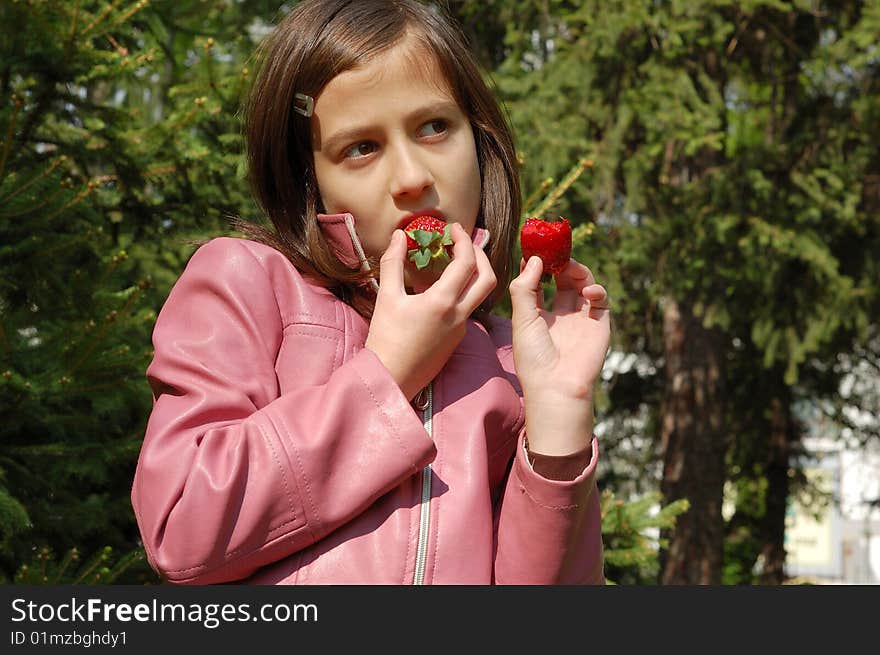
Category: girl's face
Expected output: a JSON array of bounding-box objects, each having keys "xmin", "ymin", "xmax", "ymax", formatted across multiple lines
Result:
[{"xmin": 311, "ymin": 35, "xmax": 482, "ymax": 269}]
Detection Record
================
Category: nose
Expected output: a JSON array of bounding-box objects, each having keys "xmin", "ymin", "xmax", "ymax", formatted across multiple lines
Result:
[{"xmin": 388, "ymin": 141, "xmax": 434, "ymax": 200}]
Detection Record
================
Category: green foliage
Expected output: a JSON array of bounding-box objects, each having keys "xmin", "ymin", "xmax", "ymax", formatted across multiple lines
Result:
[
  {"xmin": 492, "ymin": 0, "xmax": 879, "ymax": 379},
  {"xmin": 0, "ymin": 0, "xmax": 282, "ymax": 581},
  {"xmin": 0, "ymin": 0, "xmax": 159, "ymax": 577},
  {"xmin": 9, "ymin": 545, "xmax": 159, "ymax": 585},
  {"xmin": 601, "ymin": 490, "xmax": 690, "ymax": 585}
]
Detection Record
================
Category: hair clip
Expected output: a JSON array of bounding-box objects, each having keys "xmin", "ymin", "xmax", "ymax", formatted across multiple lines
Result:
[{"xmin": 293, "ymin": 92, "xmax": 314, "ymax": 117}]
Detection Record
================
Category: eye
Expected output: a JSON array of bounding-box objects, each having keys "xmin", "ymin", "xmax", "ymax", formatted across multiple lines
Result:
[
  {"xmin": 418, "ymin": 119, "xmax": 448, "ymax": 138},
  {"xmin": 343, "ymin": 141, "xmax": 378, "ymax": 159}
]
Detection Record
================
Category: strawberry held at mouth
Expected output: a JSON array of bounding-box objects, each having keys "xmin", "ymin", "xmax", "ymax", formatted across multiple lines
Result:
[
  {"xmin": 403, "ymin": 216, "xmax": 454, "ymax": 272},
  {"xmin": 519, "ymin": 216, "xmax": 572, "ymax": 275}
]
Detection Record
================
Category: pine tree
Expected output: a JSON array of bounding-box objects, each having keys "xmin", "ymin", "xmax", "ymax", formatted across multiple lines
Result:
[
  {"xmin": 0, "ymin": 0, "xmax": 157, "ymax": 579},
  {"xmin": 600, "ymin": 490, "xmax": 689, "ymax": 585},
  {"xmin": 0, "ymin": 0, "xmax": 281, "ymax": 581}
]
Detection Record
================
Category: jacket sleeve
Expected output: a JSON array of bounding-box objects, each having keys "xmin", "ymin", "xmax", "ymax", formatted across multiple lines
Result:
[
  {"xmin": 493, "ymin": 433, "xmax": 605, "ymax": 584},
  {"xmin": 131, "ymin": 238, "xmax": 435, "ymax": 584},
  {"xmin": 489, "ymin": 320, "xmax": 605, "ymax": 585}
]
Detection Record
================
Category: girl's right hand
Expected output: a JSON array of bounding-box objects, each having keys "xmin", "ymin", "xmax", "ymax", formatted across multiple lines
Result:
[{"xmin": 365, "ymin": 223, "xmax": 497, "ymax": 401}]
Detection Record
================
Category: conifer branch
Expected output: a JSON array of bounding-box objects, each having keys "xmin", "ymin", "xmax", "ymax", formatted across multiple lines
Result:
[
  {"xmin": 52, "ymin": 548, "xmax": 80, "ymax": 584},
  {"xmin": 66, "ymin": 282, "xmax": 144, "ymax": 377},
  {"xmin": 0, "ymin": 320, "xmax": 8, "ymax": 355},
  {"xmin": 0, "ymin": 186, "xmax": 67, "ymax": 219},
  {"xmin": 571, "ymin": 222, "xmax": 595, "ymax": 247},
  {"xmin": 71, "ymin": 548, "xmax": 110, "ymax": 585},
  {"xmin": 11, "ymin": 86, "xmax": 54, "ymax": 166},
  {"xmin": 38, "ymin": 548, "xmax": 49, "ymax": 582},
  {"xmin": 39, "ymin": 230, "xmax": 98, "ymax": 262},
  {"xmin": 0, "ymin": 94, "xmax": 22, "ymax": 181},
  {"xmin": 91, "ymin": 250, "xmax": 126, "ymax": 293},
  {"xmin": 529, "ymin": 157, "xmax": 594, "ymax": 219},
  {"xmin": 70, "ymin": 0, "xmax": 81, "ymax": 42},
  {"xmin": 201, "ymin": 38, "xmax": 230, "ymax": 106},
  {"xmin": 105, "ymin": 33, "xmax": 128, "ymax": 56},
  {"xmin": 82, "ymin": 0, "xmax": 125, "ymax": 37},
  {"xmin": 0, "ymin": 155, "xmax": 66, "ymax": 204},
  {"xmin": 103, "ymin": 548, "xmax": 145, "ymax": 584},
  {"xmin": 522, "ymin": 176, "xmax": 553, "ymax": 217},
  {"xmin": 112, "ymin": 0, "xmax": 150, "ymax": 30},
  {"xmin": 41, "ymin": 183, "xmax": 95, "ymax": 223}
]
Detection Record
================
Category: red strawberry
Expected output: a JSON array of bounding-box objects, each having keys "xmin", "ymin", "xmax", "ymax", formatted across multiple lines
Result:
[
  {"xmin": 403, "ymin": 216, "xmax": 453, "ymax": 271},
  {"xmin": 520, "ymin": 217, "xmax": 572, "ymax": 275}
]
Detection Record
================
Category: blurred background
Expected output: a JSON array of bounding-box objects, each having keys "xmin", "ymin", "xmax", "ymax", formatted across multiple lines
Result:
[{"xmin": 0, "ymin": 0, "xmax": 877, "ymax": 585}]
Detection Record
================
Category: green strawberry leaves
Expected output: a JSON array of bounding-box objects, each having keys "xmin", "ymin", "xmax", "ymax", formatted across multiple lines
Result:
[
  {"xmin": 406, "ymin": 224, "xmax": 453, "ymax": 270},
  {"xmin": 411, "ymin": 248, "xmax": 432, "ymax": 269}
]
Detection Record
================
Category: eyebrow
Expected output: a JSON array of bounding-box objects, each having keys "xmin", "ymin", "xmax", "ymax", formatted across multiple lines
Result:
[{"xmin": 318, "ymin": 100, "xmax": 461, "ymax": 155}]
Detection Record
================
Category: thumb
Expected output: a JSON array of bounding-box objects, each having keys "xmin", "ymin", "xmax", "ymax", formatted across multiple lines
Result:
[{"xmin": 508, "ymin": 256, "xmax": 543, "ymax": 324}]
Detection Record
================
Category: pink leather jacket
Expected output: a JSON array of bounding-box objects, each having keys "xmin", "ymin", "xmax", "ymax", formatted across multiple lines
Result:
[{"xmin": 131, "ymin": 213, "xmax": 604, "ymax": 584}]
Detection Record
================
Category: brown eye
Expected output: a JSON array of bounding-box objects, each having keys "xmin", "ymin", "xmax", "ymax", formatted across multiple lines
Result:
[
  {"xmin": 344, "ymin": 142, "xmax": 377, "ymax": 159},
  {"xmin": 418, "ymin": 120, "xmax": 448, "ymax": 137}
]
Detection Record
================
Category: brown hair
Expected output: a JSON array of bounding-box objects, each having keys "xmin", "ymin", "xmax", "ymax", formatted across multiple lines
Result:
[{"xmin": 240, "ymin": 0, "xmax": 520, "ymax": 318}]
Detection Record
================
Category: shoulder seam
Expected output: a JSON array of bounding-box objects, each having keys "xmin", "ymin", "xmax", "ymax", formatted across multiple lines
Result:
[
  {"xmin": 226, "ymin": 238, "xmax": 285, "ymax": 334},
  {"xmin": 232, "ymin": 238, "xmax": 343, "ymax": 330}
]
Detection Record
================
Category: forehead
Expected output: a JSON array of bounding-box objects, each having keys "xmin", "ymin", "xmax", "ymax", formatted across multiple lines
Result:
[{"xmin": 317, "ymin": 34, "xmax": 455, "ymax": 109}]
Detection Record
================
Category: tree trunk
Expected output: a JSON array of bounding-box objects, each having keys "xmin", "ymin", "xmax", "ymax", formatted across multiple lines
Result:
[
  {"xmin": 757, "ymin": 394, "xmax": 794, "ymax": 584},
  {"xmin": 659, "ymin": 297, "xmax": 727, "ymax": 584}
]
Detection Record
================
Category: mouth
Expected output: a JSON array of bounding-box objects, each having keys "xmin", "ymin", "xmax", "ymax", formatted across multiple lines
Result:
[{"xmin": 397, "ymin": 209, "xmax": 446, "ymax": 231}]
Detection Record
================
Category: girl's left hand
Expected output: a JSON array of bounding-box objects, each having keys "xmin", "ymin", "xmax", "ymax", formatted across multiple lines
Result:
[{"xmin": 508, "ymin": 256, "xmax": 611, "ymax": 456}]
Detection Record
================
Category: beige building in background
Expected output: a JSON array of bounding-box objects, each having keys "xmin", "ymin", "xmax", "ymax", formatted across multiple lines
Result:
[{"xmin": 786, "ymin": 439, "xmax": 880, "ymax": 584}]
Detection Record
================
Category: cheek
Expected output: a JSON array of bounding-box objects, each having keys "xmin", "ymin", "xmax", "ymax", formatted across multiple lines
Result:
[
  {"xmin": 314, "ymin": 166, "xmax": 362, "ymax": 216},
  {"xmin": 313, "ymin": 157, "xmax": 361, "ymax": 214},
  {"xmin": 358, "ymin": 229, "xmax": 387, "ymax": 261}
]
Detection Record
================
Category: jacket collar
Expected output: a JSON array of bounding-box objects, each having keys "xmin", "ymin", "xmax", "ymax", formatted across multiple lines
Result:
[{"xmin": 316, "ymin": 213, "xmax": 368, "ymax": 270}]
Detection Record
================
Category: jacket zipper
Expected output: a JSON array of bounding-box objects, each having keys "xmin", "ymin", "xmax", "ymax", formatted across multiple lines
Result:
[{"xmin": 413, "ymin": 382, "xmax": 433, "ymax": 585}]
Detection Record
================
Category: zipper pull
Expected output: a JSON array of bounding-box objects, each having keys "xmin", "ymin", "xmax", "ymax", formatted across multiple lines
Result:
[{"xmin": 413, "ymin": 385, "xmax": 430, "ymax": 411}]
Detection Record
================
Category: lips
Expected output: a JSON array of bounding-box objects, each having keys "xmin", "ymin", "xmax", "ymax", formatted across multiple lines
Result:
[{"xmin": 398, "ymin": 209, "xmax": 445, "ymax": 231}]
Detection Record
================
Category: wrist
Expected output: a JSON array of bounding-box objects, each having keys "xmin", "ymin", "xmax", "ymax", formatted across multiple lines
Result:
[
  {"xmin": 524, "ymin": 437, "xmax": 594, "ymax": 480},
  {"xmin": 522, "ymin": 388, "xmax": 595, "ymax": 456},
  {"xmin": 363, "ymin": 341, "xmax": 421, "ymax": 402}
]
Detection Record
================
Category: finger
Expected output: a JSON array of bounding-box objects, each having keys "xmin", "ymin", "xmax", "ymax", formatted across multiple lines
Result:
[
  {"xmin": 551, "ymin": 260, "xmax": 592, "ymax": 312},
  {"xmin": 472, "ymin": 226, "xmax": 490, "ymax": 250},
  {"xmin": 433, "ymin": 222, "xmax": 477, "ymax": 295},
  {"xmin": 582, "ymin": 283, "xmax": 609, "ymax": 310},
  {"xmin": 555, "ymin": 259, "xmax": 594, "ymax": 290},
  {"xmin": 458, "ymin": 242, "xmax": 497, "ymax": 313},
  {"xmin": 377, "ymin": 230, "xmax": 406, "ymax": 296},
  {"xmin": 580, "ymin": 284, "xmax": 612, "ymax": 325},
  {"xmin": 589, "ymin": 303, "xmax": 611, "ymax": 326},
  {"xmin": 509, "ymin": 256, "xmax": 544, "ymax": 325},
  {"xmin": 518, "ymin": 257, "xmax": 545, "ymax": 310}
]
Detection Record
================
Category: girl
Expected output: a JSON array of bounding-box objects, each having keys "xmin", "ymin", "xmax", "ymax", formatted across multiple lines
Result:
[{"xmin": 131, "ymin": 0, "xmax": 611, "ymax": 585}]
